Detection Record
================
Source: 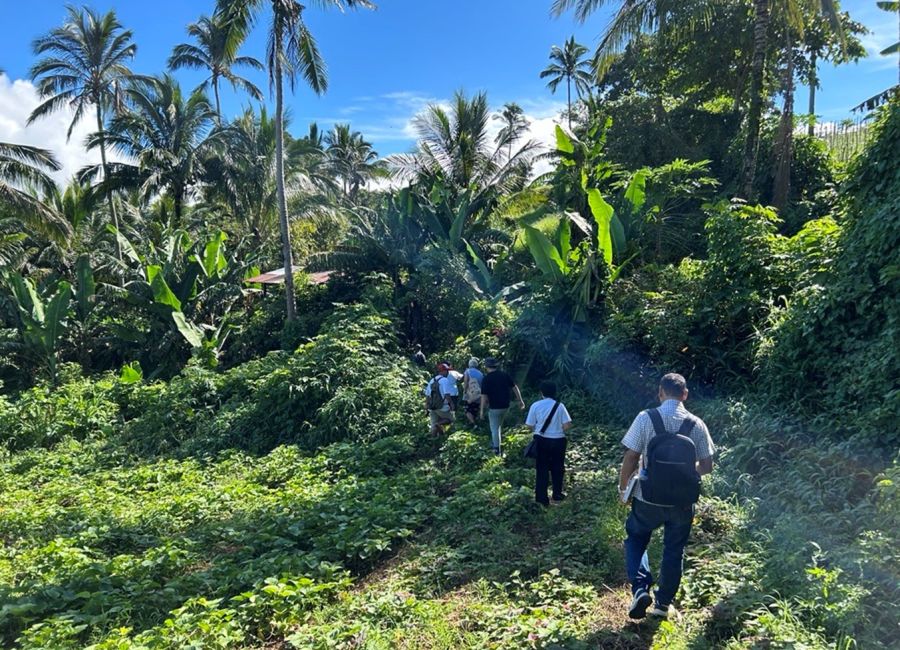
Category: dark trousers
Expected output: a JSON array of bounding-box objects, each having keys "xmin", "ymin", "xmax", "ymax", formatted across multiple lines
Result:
[
  {"xmin": 534, "ymin": 436, "xmax": 567, "ymax": 504},
  {"xmin": 624, "ymin": 499, "xmax": 693, "ymax": 607}
]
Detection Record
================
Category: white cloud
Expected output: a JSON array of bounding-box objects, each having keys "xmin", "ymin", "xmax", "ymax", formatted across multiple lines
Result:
[{"xmin": 0, "ymin": 73, "xmax": 116, "ymax": 185}]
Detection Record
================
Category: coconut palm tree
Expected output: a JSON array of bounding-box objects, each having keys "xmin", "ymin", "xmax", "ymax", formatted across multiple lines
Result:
[
  {"xmin": 390, "ymin": 91, "xmax": 540, "ymax": 250},
  {"xmin": 540, "ymin": 37, "xmax": 594, "ymax": 127},
  {"xmin": 494, "ymin": 102, "xmax": 529, "ymax": 159},
  {"xmin": 85, "ymin": 75, "xmax": 222, "ymax": 226},
  {"xmin": 324, "ymin": 124, "xmax": 382, "ymax": 201},
  {"xmin": 168, "ymin": 14, "xmax": 264, "ymax": 119},
  {"xmin": 28, "ymin": 6, "xmax": 137, "ymax": 250},
  {"xmin": 0, "ymin": 141, "xmax": 70, "ymax": 266},
  {"xmin": 216, "ymin": 0, "xmax": 376, "ymax": 322}
]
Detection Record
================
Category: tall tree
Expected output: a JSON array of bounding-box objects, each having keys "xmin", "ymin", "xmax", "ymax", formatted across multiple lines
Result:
[
  {"xmin": 540, "ymin": 37, "xmax": 594, "ymax": 127},
  {"xmin": 552, "ymin": 0, "xmax": 842, "ymax": 198},
  {"xmin": 86, "ymin": 75, "xmax": 221, "ymax": 226},
  {"xmin": 168, "ymin": 14, "xmax": 264, "ymax": 119},
  {"xmin": 28, "ymin": 6, "xmax": 136, "ymax": 254},
  {"xmin": 216, "ymin": 0, "xmax": 376, "ymax": 322},
  {"xmin": 494, "ymin": 102, "xmax": 529, "ymax": 160},
  {"xmin": 324, "ymin": 123, "xmax": 381, "ymax": 201}
]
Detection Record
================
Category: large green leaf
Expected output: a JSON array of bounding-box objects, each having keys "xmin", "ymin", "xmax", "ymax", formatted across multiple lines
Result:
[
  {"xmin": 172, "ymin": 311, "xmax": 203, "ymax": 348},
  {"xmin": 146, "ymin": 265, "xmax": 182, "ymax": 311},
  {"xmin": 464, "ymin": 239, "xmax": 494, "ymax": 293},
  {"xmin": 6, "ymin": 273, "xmax": 44, "ymax": 324},
  {"xmin": 523, "ymin": 225, "xmax": 565, "ymax": 279},
  {"xmin": 610, "ymin": 214, "xmax": 626, "ymax": 262},
  {"xmin": 624, "ymin": 170, "xmax": 647, "ymax": 212},
  {"xmin": 119, "ymin": 361, "xmax": 143, "ymax": 384},
  {"xmin": 108, "ymin": 225, "xmax": 142, "ymax": 265},
  {"xmin": 555, "ymin": 125, "xmax": 575, "ymax": 154},
  {"xmin": 74, "ymin": 255, "xmax": 95, "ymax": 321},
  {"xmin": 587, "ymin": 189, "xmax": 614, "ymax": 265},
  {"xmin": 43, "ymin": 281, "xmax": 72, "ymax": 353},
  {"xmin": 201, "ymin": 231, "xmax": 228, "ymax": 278},
  {"xmin": 449, "ymin": 193, "xmax": 470, "ymax": 246},
  {"xmin": 557, "ymin": 217, "xmax": 572, "ymax": 262}
]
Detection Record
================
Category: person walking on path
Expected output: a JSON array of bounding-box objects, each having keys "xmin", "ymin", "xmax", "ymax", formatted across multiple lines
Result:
[
  {"xmin": 479, "ymin": 357, "xmax": 525, "ymax": 455},
  {"xmin": 424, "ymin": 363, "xmax": 458, "ymax": 436},
  {"xmin": 462, "ymin": 358, "xmax": 484, "ymax": 427},
  {"xmin": 618, "ymin": 373, "xmax": 715, "ymax": 620},
  {"xmin": 525, "ymin": 380, "xmax": 572, "ymax": 506},
  {"xmin": 412, "ymin": 344, "xmax": 427, "ymax": 367}
]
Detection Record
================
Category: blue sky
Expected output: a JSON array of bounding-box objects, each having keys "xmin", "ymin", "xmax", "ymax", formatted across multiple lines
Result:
[{"xmin": 0, "ymin": 0, "xmax": 896, "ymax": 179}]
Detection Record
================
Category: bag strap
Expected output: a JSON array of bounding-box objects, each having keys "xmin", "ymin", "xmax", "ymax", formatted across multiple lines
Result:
[
  {"xmin": 647, "ymin": 408, "xmax": 667, "ymax": 437},
  {"xmin": 677, "ymin": 415, "xmax": 697, "ymax": 436},
  {"xmin": 539, "ymin": 400, "xmax": 562, "ymax": 435}
]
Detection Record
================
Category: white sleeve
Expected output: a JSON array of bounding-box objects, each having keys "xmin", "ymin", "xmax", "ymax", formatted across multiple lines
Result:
[
  {"xmin": 621, "ymin": 412, "xmax": 648, "ymax": 452},
  {"xmin": 525, "ymin": 404, "xmax": 537, "ymax": 426},
  {"xmin": 559, "ymin": 404, "xmax": 572, "ymax": 424}
]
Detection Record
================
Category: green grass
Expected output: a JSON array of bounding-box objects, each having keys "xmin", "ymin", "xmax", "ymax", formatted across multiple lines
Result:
[{"xmin": 0, "ymin": 383, "xmax": 889, "ymax": 649}]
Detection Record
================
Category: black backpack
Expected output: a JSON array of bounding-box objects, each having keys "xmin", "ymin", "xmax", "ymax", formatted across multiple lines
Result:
[
  {"xmin": 427, "ymin": 376, "xmax": 445, "ymax": 411},
  {"xmin": 641, "ymin": 409, "xmax": 702, "ymax": 507}
]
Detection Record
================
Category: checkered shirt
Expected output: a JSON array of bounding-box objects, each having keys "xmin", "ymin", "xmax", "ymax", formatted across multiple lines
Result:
[{"xmin": 621, "ymin": 399, "xmax": 715, "ymax": 503}]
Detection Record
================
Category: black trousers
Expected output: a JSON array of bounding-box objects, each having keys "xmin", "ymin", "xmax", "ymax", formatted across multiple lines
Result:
[{"xmin": 535, "ymin": 436, "xmax": 567, "ymax": 504}]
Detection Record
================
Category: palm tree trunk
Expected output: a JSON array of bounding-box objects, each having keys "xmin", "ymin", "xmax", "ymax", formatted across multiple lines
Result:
[
  {"xmin": 566, "ymin": 77, "xmax": 572, "ymax": 129},
  {"xmin": 773, "ymin": 39, "xmax": 795, "ymax": 210},
  {"xmin": 213, "ymin": 76, "xmax": 222, "ymax": 120},
  {"xmin": 740, "ymin": 0, "xmax": 770, "ymax": 199},
  {"xmin": 274, "ymin": 43, "xmax": 296, "ymax": 322},
  {"xmin": 807, "ymin": 50, "xmax": 817, "ymax": 137},
  {"xmin": 96, "ymin": 104, "xmax": 121, "ymax": 260}
]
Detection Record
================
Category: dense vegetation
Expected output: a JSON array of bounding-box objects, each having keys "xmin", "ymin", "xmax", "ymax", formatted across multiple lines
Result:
[{"xmin": 1, "ymin": 0, "xmax": 898, "ymax": 647}]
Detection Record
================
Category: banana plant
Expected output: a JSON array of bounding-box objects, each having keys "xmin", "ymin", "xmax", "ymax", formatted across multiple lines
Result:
[
  {"xmin": 107, "ymin": 226, "xmax": 244, "ymax": 376},
  {"xmin": 1, "ymin": 272, "xmax": 72, "ymax": 384}
]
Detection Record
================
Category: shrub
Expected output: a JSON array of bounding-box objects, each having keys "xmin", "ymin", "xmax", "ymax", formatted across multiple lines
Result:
[
  {"xmin": 758, "ymin": 98, "xmax": 900, "ymax": 445},
  {"xmin": 0, "ymin": 373, "xmax": 119, "ymax": 451}
]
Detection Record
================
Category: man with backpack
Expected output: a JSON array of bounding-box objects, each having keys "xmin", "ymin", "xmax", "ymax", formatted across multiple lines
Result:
[
  {"xmin": 618, "ymin": 373, "xmax": 715, "ymax": 620},
  {"xmin": 462, "ymin": 358, "xmax": 484, "ymax": 428},
  {"xmin": 424, "ymin": 363, "xmax": 458, "ymax": 436}
]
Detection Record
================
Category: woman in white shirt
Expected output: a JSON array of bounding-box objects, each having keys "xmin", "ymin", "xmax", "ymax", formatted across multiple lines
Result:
[{"xmin": 525, "ymin": 380, "xmax": 573, "ymax": 506}]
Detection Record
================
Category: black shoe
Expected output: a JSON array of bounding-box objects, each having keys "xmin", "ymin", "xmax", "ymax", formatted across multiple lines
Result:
[
  {"xmin": 628, "ymin": 589, "xmax": 653, "ymax": 619},
  {"xmin": 550, "ymin": 494, "xmax": 567, "ymax": 504}
]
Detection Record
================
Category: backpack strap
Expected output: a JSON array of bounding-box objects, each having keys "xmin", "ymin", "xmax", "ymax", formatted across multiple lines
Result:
[
  {"xmin": 647, "ymin": 408, "xmax": 667, "ymax": 437},
  {"xmin": 538, "ymin": 400, "xmax": 562, "ymax": 435},
  {"xmin": 677, "ymin": 416, "xmax": 697, "ymax": 436}
]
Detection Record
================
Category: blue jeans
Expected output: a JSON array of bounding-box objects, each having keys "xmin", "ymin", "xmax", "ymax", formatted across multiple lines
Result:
[
  {"xmin": 487, "ymin": 408, "xmax": 507, "ymax": 450},
  {"xmin": 624, "ymin": 499, "xmax": 693, "ymax": 607}
]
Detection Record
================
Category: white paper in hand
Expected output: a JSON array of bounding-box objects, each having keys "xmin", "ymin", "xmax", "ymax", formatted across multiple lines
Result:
[{"xmin": 621, "ymin": 473, "xmax": 639, "ymax": 503}]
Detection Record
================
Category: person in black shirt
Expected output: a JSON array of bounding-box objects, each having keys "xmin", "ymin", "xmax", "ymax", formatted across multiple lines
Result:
[{"xmin": 479, "ymin": 357, "xmax": 525, "ymax": 455}]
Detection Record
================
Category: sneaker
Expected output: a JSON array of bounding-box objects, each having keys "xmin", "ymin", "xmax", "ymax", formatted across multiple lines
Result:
[
  {"xmin": 628, "ymin": 589, "xmax": 653, "ymax": 619},
  {"xmin": 551, "ymin": 494, "xmax": 567, "ymax": 503},
  {"xmin": 648, "ymin": 603, "xmax": 671, "ymax": 618}
]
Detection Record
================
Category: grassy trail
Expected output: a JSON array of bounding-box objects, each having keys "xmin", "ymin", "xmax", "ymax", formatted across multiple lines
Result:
[{"xmin": 1, "ymin": 362, "xmax": 881, "ymax": 649}]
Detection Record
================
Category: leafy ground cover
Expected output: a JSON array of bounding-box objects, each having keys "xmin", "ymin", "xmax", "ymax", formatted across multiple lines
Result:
[{"xmin": 1, "ymin": 356, "xmax": 892, "ymax": 648}]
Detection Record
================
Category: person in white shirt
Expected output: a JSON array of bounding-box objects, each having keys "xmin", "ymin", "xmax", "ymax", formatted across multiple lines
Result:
[
  {"xmin": 423, "ymin": 363, "xmax": 459, "ymax": 435},
  {"xmin": 525, "ymin": 380, "xmax": 573, "ymax": 506}
]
